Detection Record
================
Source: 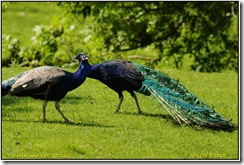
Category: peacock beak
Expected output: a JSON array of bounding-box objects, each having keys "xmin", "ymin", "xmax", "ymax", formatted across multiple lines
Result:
[
  {"xmin": 74, "ymin": 53, "xmax": 89, "ymax": 62},
  {"xmin": 82, "ymin": 55, "xmax": 89, "ymax": 61}
]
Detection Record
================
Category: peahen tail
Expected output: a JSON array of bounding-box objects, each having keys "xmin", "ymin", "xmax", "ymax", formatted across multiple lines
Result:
[
  {"xmin": 2, "ymin": 71, "xmax": 26, "ymax": 96},
  {"xmin": 133, "ymin": 63, "xmax": 236, "ymax": 131}
]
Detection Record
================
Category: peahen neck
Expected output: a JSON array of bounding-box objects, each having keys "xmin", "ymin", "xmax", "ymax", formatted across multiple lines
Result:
[{"xmin": 67, "ymin": 61, "xmax": 91, "ymax": 91}]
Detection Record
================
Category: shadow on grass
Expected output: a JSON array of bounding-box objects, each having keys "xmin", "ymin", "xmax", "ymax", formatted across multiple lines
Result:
[
  {"xmin": 2, "ymin": 96, "xmax": 22, "ymax": 106},
  {"xmin": 2, "ymin": 119, "xmax": 114, "ymax": 128},
  {"xmin": 119, "ymin": 111, "xmax": 172, "ymax": 119},
  {"xmin": 2, "ymin": 95, "xmax": 94, "ymax": 106},
  {"xmin": 118, "ymin": 112, "xmax": 237, "ymax": 132},
  {"xmin": 62, "ymin": 95, "xmax": 95, "ymax": 104},
  {"xmin": 117, "ymin": 111, "xmax": 183, "ymax": 126}
]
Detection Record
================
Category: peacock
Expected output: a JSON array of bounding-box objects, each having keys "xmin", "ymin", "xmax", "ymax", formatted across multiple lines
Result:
[
  {"xmin": 87, "ymin": 59, "xmax": 236, "ymax": 131},
  {"xmin": 2, "ymin": 53, "xmax": 91, "ymax": 123}
]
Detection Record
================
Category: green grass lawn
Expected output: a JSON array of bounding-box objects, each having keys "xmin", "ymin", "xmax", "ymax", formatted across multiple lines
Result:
[{"xmin": 1, "ymin": 66, "xmax": 239, "ymax": 160}]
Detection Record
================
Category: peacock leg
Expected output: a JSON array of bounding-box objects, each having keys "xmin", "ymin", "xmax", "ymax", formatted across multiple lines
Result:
[
  {"xmin": 131, "ymin": 92, "xmax": 142, "ymax": 114},
  {"xmin": 115, "ymin": 92, "xmax": 124, "ymax": 113},
  {"xmin": 55, "ymin": 101, "xmax": 73, "ymax": 124},
  {"xmin": 42, "ymin": 100, "xmax": 48, "ymax": 122}
]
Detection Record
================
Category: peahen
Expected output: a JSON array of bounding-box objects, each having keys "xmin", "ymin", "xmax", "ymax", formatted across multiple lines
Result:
[
  {"xmin": 2, "ymin": 53, "xmax": 91, "ymax": 123},
  {"xmin": 88, "ymin": 59, "xmax": 235, "ymax": 130}
]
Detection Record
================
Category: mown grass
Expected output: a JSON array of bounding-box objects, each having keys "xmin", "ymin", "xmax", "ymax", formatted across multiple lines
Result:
[{"xmin": 1, "ymin": 66, "xmax": 239, "ymax": 160}]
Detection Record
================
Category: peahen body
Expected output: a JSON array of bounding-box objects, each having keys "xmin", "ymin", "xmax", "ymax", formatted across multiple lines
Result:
[
  {"xmin": 88, "ymin": 59, "xmax": 235, "ymax": 130},
  {"xmin": 2, "ymin": 53, "xmax": 91, "ymax": 123}
]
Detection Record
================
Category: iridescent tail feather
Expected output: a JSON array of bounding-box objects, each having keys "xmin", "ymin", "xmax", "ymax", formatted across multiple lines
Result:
[{"xmin": 134, "ymin": 63, "xmax": 236, "ymax": 131}]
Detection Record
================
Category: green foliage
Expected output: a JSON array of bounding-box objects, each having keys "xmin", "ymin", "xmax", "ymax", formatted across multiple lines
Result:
[
  {"xmin": 2, "ymin": 2, "xmax": 115, "ymax": 67},
  {"xmin": 58, "ymin": 2, "xmax": 238, "ymax": 72},
  {"xmin": 1, "ymin": 2, "xmax": 67, "ymax": 67},
  {"xmin": 2, "ymin": 34, "xmax": 21, "ymax": 66},
  {"xmin": 2, "ymin": 2, "xmax": 238, "ymax": 72},
  {"xmin": 18, "ymin": 18, "xmax": 67, "ymax": 67},
  {"xmin": 3, "ymin": 17, "xmax": 84, "ymax": 67},
  {"xmin": 2, "ymin": 67, "xmax": 238, "ymax": 159}
]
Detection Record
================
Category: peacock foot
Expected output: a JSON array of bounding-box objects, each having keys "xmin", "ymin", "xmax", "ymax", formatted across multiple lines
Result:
[{"xmin": 64, "ymin": 120, "xmax": 74, "ymax": 124}]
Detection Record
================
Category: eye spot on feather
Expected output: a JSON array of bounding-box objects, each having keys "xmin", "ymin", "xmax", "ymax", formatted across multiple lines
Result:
[{"xmin": 210, "ymin": 113, "xmax": 217, "ymax": 118}]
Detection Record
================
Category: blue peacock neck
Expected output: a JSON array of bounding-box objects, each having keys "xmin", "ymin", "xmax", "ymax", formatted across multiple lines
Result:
[
  {"xmin": 87, "ymin": 64, "xmax": 102, "ymax": 80},
  {"xmin": 67, "ymin": 61, "xmax": 91, "ymax": 91}
]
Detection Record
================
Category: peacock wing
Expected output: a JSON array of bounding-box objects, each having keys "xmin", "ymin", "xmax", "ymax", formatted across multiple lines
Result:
[
  {"xmin": 10, "ymin": 66, "xmax": 66, "ymax": 95},
  {"xmin": 102, "ymin": 60, "xmax": 144, "ymax": 89}
]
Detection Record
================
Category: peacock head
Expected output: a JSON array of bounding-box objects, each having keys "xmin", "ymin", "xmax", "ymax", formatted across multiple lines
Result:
[{"xmin": 75, "ymin": 53, "xmax": 89, "ymax": 62}]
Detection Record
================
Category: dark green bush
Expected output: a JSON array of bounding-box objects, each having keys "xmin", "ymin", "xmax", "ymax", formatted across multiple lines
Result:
[{"xmin": 2, "ymin": 2, "xmax": 238, "ymax": 73}]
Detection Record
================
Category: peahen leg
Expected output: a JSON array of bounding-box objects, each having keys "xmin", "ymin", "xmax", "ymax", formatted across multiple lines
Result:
[
  {"xmin": 43, "ymin": 84, "xmax": 51, "ymax": 122},
  {"xmin": 54, "ymin": 101, "xmax": 73, "ymax": 124},
  {"xmin": 130, "ymin": 92, "xmax": 142, "ymax": 114},
  {"xmin": 115, "ymin": 92, "xmax": 124, "ymax": 113},
  {"xmin": 42, "ymin": 100, "xmax": 48, "ymax": 122}
]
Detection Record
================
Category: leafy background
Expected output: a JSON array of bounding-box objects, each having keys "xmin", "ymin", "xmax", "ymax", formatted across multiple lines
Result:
[{"xmin": 2, "ymin": 2, "xmax": 238, "ymax": 72}]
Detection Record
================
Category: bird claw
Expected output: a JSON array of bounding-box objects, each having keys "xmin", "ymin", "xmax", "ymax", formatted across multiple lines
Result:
[
  {"xmin": 138, "ymin": 111, "xmax": 143, "ymax": 115},
  {"xmin": 64, "ymin": 120, "xmax": 74, "ymax": 124},
  {"xmin": 114, "ymin": 109, "xmax": 120, "ymax": 113}
]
